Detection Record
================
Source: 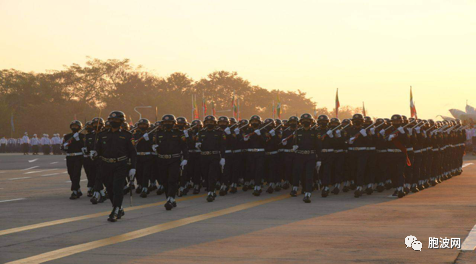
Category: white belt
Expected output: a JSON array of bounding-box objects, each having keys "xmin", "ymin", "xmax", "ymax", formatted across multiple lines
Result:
[
  {"xmin": 368, "ymin": 147, "xmax": 376, "ymax": 150},
  {"xmin": 349, "ymin": 147, "xmax": 367, "ymax": 151},
  {"xmin": 334, "ymin": 150, "xmax": 344, "ymax": 153},
  {"xmin": 321, "ymin": 149, "xmax": 334, "ymax": 153},
  {"xmin": 282, "ymin": 149, "xmax": 294, "ymax": 153},
  {"xmin": 406, "ymin": 147, "xmax": 413, "ymax": 151},
  {"xmin": 414, "ymin": 150, "xmax": 423, "ymax": 153},
  {"xmin": 225, "ymin": 150, "xmax": 233, "ymax": 154},
  {"xmin": 234, "ymin": 150, "xmax": 242, "ymax": 153},
  {"xmin": 376, "ymin": 150, "xmax": 387, "ymax": 153},
  {"xmin": 137, "ymin": 152, "xmax": 152, "ymax": 156},
  {"xmin": 387, "ymin": 149, "xmax": 402, "ymax": 153},
  {"xmin": 66, "ymin": 152, "xmax": 83, "ymax": 157},
  {"xmin": 266, "ymin": 151, "xmax": 278, "ymax": 155},
  {"xmin": 247, "ymin": 148, "xmax": 265, "ymax": 152},
  {"xmin": 432, "ymin": 149, "xmax": 439, "ymax": 152}
]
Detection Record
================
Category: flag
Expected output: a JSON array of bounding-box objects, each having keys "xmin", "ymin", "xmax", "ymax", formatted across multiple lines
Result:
[
  {"xmin": 11, "ymin": 113, "xmax": 14, "ymax": 132},
  {"xmin": 276, "ymin": 92, "xmax": 281, "ymax": 119},
  {"xmin": 335, "ymin": 88, "xmax": 340, "ymax": 118},
  {"xmin": 231, "ymin": 93, "xmax": 238, "ymax": 118},
  {"xmin": 202, "ymin": 96, "xmax": 207, "ymax": 116},
  {"xmin": 129, "ymin": 116, "xmax": 133, "ymax": 126},
  {"xmin": 410, "ymin": 86, "xmax": 417, "ymax": 119},
  {"xmin": 237, "ymin": 99, "xmax": 240, "ymax": 120},
  {"xmin": 193, "ymin": 95, "xmax": 199, "ymax": 119},
  {"xmin": 314, "ymin": 107, "xmax": 318, "ymax": 120},
  {"xmin": 273, "ymin": 100, "xmax": 276, "ymax": 119},
  {"xmin": 211, "ymin": 101, "xmax": 216, "ymax": 116},
  {"xmin": 362, "ymin": 102, "xmax": 366, "ymax": 116}
]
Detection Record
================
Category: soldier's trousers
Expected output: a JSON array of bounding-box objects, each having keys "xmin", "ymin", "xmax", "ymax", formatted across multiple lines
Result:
[
  {"xmin": 364, "ymin": 150, "xmax": 377, "ymax": 185},
  {"xmin": 224, "ymin": 153, "xmax": 240, "ymax": 185},
  {"xmin": 349, "ymin": 150, "xmax": 369, "ymax": 186},
  {"xmin": 343, "ymin": 151, "xmax": 352, "ymax": 182},
  {"xmin": 404, "ymin": 151, "xmax": 414, "ymax": 184},
  {"xmin": 187, "ymin": 153, "xmax": 201, "ymax": 186},
  {"xmin": 319, "ymin": 152, "xmax": 335, "ymax": 186},
  {"xmin": 246, "ymin": 152, "xmax": 265, "ymax": 184},
  {"xmin": 412, "ymin": 153, "xmax": 422, "ymax": 184},
  {"xmin": 432, "ymin": 150, "xmax": 440, "ymax": 178},
  {"xmin": 201, "ymin": 154, "xmax": 220, "ymax": 192},
  {"xmin": 278, "ymin": 150, "xmax": 285, "ymax": 183},
  {"xmin": 283, "ymin": 152, "xmax": 295, "ymax": 183},
  {"xmin": 102, "ymin": 160, "xmax": 128, "ymax": 207},
  {"xmin": 32, "ymin": 145, "xmax": 39, "ymax": 154},
  {"xmin": 66, "ymin": 156, "xmax": 83, "ymax": 191},
  {"xmin": 0, "ymin": 145, "xmax": 5, "ymax": 153},
  {"xmin": 22, "ymin": 143, "xmax": 29, "ymax": 154},
  {"xmin": 136, "ymin": 156, "xmax": 153, "ymax": 188},
  {"xmin": 375, "ymin": 151, "xmax": 388, "ymax": 183},
  {"xmin": 150, "ymin": 155, "xmax": 158, "ymax": 185},
  {"xmin": 388, "ymin": 153, "xmax": 406, "ymax": 187},
  {"xmin": 265, "ymin": 152, "xmax": 279, "ymax": 184},
  {"xmin": 158, "ymin": 157, "xmax": 181, "ymax": 198},
  {"xmin": 331, "ymin": 151, "xmax": 345, "ymax": 184},
  {"xmin": 83, "ymin": 157, "xmax": 95, "ymax": 188},
  {"xmin": 92, "ymin": 159, "xmax": 104, "ymax": 192},
  {"xmin": 43, "ymin": 145, "xmax": 51, "ymax": 155},
  {"xmin": 293, "ymin": 153, "xmax": 315, "ymax": 192}
]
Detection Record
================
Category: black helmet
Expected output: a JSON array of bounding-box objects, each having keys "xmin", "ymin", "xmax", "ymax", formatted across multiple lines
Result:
[
  {"xmin": 85, "ymin": 121, "xmax": 92, "ymax": 127},
  {"xmin": 352, "ymin": 114, "xmax": 364, "ymax": 121},
  {"xmin": 264, "ymin": 118, "xmax": 275, "ymax": 126},
  {"xmin": 402, "ymin": 115, "xmax": 408, "ymax": 124},
  {"xmin": 92, "ymin": 117, "xmax": 105, "ymax": 126},
  {"xmin": 364, "ymin": 116, "xmax": 373, "ymax": 125},
  {"xmin": 250, "ymin": 115, "xmax": 262, "ymax": 123},
  {"xmin": 204, "ymin": 115, "xmax": 217, "ymax": 123},
  {"xmin": 229, "ymin": 117, "xmax": 237, "ymax": 124},
  {"xmin": 375, "ymin": 118, "xmax": 384, "ymax": 125},
  {"xmin": 218, "ymin": 116, "xmax": 230, "ymax": 123},
  {"xmin": 275, "ymin": 119, "xmax": 283, "ymax": 125},
  {"xmin": 317, "ymin": 115, "xmax": 329, "ymax": 124},
  {"xmin": 176, "ymin": 117, "xmax": 187, "ymax": 124},
  {"xmin": 70, "ymin": 120, "xmax": 83, "ymax": 129},
  {"xmin": 191, "ymin": 119, "xmax": 203, "ymax": 127},
  {"xmin": 108, "ymin": 111, "xmax": 126, "ymax": 121},
  {"xmin": 121, "ymin": 122, "xmax": 130, "ymax": 130},
  {"xmin": 330, "ymin": 117, "xmax": 340, "ymax": 125},
  {"xmin": 138, "ymin": 118, "xmax": 150, "ymax": 125},
  {"xmin": 342, "ymin": 119, "xmax": 351, "ymax": 125},
  {"xmin": 300, "ymin": 113, "xmax": 313, "ymax": 121},
  {"xmin": 391, "ymin": 114, "xmax": 403, "ymax": 125},
  {"xmin": 239, "ymin": 119, "xmax": 249, "ymax": 125},
  {"xmin": 162, "ymin": 114, "xmax": 177, "ymax": 123}
]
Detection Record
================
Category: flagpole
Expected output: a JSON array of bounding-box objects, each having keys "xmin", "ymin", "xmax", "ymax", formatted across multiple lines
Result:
[
  {"xmin": 272, "ymin": 100, "xmax": 275, "ymax": 119},
  {"xmin": 191, "ymin": 94, "xmax": 194, "ymax": 121}
]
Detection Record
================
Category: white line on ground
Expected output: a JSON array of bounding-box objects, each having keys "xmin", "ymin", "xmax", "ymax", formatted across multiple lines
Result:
[
  {"xmin": 0, "ymin": 171, "xmax": 5, "ymax": 174},
  {"xmin": 24, "ymin": 169, "xmax": 58, "ymax": 174},
  {"xmin": 28, "ymin": 159, "xmax": 38, "ymax": 163},
  {"xmin": 50, "ymin": 162, "xmax": 58, "ymax": 164},
  {"xmin": 62, "ymin": 171, "xmax": 68, "ymax": 174},
  {"xmin": 21, "ymin": 166, "xmax": 39, "ymax": 171},
  {"xmin": 461, "ymin": 224, "xmax": 476, "ymax": 251},
  {"xmin": 9, "ymin": 177, "xmax": 31, "ymax": 181},
  {"xmin": 41, "ymin": 173, "xmax": 60, "ymax": 177},
  {"xmin": 0, "ymin": 198, "xmax": 26, "ymax": 203},
  {"xmin": 462, "ymin": 163, "xmax": 473, "ymax": 168}
]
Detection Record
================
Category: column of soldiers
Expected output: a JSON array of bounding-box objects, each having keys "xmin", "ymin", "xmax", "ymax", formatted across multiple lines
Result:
[{"xmin": 62, "ymin": 110, "xmax": 467, "ymax": 222}]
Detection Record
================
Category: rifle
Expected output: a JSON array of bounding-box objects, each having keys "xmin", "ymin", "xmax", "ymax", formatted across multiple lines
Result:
[{"xmin": 243, "ymin": 122, "xmax": 274, "ymax": 139}]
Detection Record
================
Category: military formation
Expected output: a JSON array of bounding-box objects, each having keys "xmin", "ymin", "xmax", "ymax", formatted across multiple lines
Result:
[
  {"xmin": 61, "ymin": 111, "xmax": 468, "ymax": 222},
  {"xmin": 0, "ymin": 133, "xmax": 64, "ymax": 155}
]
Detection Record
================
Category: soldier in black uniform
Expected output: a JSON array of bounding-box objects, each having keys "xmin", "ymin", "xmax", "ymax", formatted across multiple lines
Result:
[
  {"xmin": 374, "ymin": 118, "xmax": 389, "ymax": 192},
  {"xmin": 175, "ymin": 117, "xmax": 192, "ymax": 196},
  {"xmin": 363, "ymin": 116, "xmax": 377, "ymax": 195},
  {"xmin": 315, "ymin": 115, "xmax": 335, "ymax": 197},
  {"xmin": 329, "ymin": 118, "xmax": 347, "ymax": 195},
  {"xmin": 185, "ymin": 120, "xmax": 203, "ymax": 194},
  {"xmin": 243, "ymin": 115, "xmax": 267, "ymax": 196},
  {"xmin": 88, "ymin": 117, "xmax": 108, "ymax": 204},
  {"xmin": 347, "ymin": 114, "xmax": 371, "ymax": 198},
  {"xmin": 291, "ymin": 113, "xmax": 318, "ymax": 203},
  {"xmin": 280, "ymin": 116, "xmax": 299, "ymax": 190},
  {"xmin": 263, "ymin": 118, "xmax": 279, "ymax": 194},
  {"xmin": 62, "ymin": 120, "xmax": 85, "ymax": 200},
  {"xmin": 217, "ymin": 116, "xmax": 237, "ymax": 196},
  {"xmin": 133, "ymin": 118, "xmax": 154, "ymax": 198},
  {"xmin": 82, "ymin": 121, "xmax": 94, "ymax": 197},
  {"xmin": 341, "ymin": 118, "xmax": 352, "ymax": 192},
  {"xmin": 153, "ymin": 115, "xmax": 188, "ymax": 210},
  {"xmin": 94, "ymin": 111, "xmax": 137, "ymax": 222},
  {"xmin": 236, "ymin": 119, "xmax": 250, "ymax": 191},
  {"xmin": 196, "ymin": 115, "xmax": 226, "ymax": 202}
]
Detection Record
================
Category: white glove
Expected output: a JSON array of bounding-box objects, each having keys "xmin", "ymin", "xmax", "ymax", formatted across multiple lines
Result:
[
  {"xmin": 152, "ymin": 144, "xmax": 158, "ymax": 152},
  {"xmin": 143, "ymin": 133, "xmax": 149, "ymax": 141},
  {"xmin": 423, "ymin": 131, "xmax": 427, "ymax": 138},
  {"xmin": 224, "ymin": 127, "xmax": 231, "ymax": 135},
  {"xmin": 73, "ymin": 132, "xmax": 80, "ymax": 141},
  {"xmin": 254, "ymin": 129, "xmax": 261, "ymax": 136},
  {"xmin": 183, "ymin": 130, "xmax": 189, "ymax": 138},
  {"xmin": 292, "ymin": 145, "xmax": 299, "ymax": 151},
  {"xmin": 244, "ymin": 135, "xmax": 249, "ymax": 141},
  {"xmin": 63, "ymin": 143, "xmax": 69, "ymax": 148},
  {"xmin": 388, "ymin": 134, "xmax": 396, "ymax": 141},
  {"xmin": 359, "ymin": 129, "xmax": 367, "ymax": 137},
  {"xmin": 81, "ymin": 147, "xmax": 87, "ymax": 155},
  {"xmin": 407, "ymin": 128, "xmax": 412, "ymax": 136},
  {"xmin": 349, "ymin": 137, "xmax": 356, "ymax": 144},
  {"xmin": 129, "ymin": 169, "xmax": 136, "ymax": 181},
  {"xmin": 335, "ymin": 130, "xmax": 341, "ymax": 138},
  {"xmin": 234, "ymin": 128, "xmax": 240, "ymax": 135},
  {"xmin": 180, "ymin": 160, "xmax": 188, "ymax": 168},
  {"xmin": 326, "ymin": 130, "xmax": 334, "ymax": 138},
  {"xmin": 398, "ymin": 127, "xmax": 405, "ymax": 134},
  {"xmin": 415, "ymin": 127, "xmax": 421, "ymax": 133},
  {"xmin": 220, "ymin": 158, "xmax": 226, "ymax": 167},
  {"xmin": 370, "ymin": 128, "xmax": 375, "ymax": 135},
  {"xmin": 269, "ymin": 129, "xmax": 276, "ymax": 136},
  {"xmin": 282, "ymin": 139, "xmax": 288, "ymax": 146},
  {"xmin": 380, "ymin": 130, "xmax": 385, "ymax": 136},
  {"xmin": 195, "ymin": 142, "xmax": 202, "ymax": 149},
  {"xmin": 316, "ymin": 161, "xmax": 322, "ymax": 169},
  {"xmin": 90, "ymin": 150, "xmax": 97, "ymax": 157}
]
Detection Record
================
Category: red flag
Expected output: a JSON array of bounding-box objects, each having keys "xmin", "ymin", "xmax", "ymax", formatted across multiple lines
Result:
[
  {"xmin": 335, "ymin": 88, "xmax": 340, "ymax": 118},
  {"xmin": 410, "ymin": 86, "xmax": 417, "ymax": 119},
  {"xmin": 362, "ymin": 102, "xmax": 366, "ymax": 116}
]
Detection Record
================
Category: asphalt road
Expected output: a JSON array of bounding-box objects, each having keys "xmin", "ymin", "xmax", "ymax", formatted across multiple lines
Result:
[{"xmin": 1, "ymin": 153, "xmax": 475, "ymax": 263}]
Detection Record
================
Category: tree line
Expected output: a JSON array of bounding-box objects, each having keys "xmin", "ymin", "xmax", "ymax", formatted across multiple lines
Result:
[{"xmin": 0, "ymin": 58, "xmax": 364, "ymax": 137}]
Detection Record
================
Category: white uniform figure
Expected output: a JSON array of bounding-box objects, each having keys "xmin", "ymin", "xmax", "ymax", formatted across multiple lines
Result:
[
  {"xmin": 21, "ymin": 133, "xmax": 30, "ymax": 155},
  {"xmin": 8, "ymin": 138, "xmax": 16, "ymax": 153},
  {"xmin": 40, "ymin": 134, "xmax": 52, "ymax": 155},
  {"xmin": 31, "ymin": 134, "xmax": 39, "ymax": 155},
  {"xmin": 0, "ymin": 137, "xmax": 7, "ymax": 153},
  {"xmin": 51, "ymin": 134, "xmax": 62, "ymax": 154}
]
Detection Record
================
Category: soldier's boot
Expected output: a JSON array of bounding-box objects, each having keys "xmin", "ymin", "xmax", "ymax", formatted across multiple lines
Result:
[
  {"xmin": 331, "ymin": 184, "xmax": 340, "ymax": 195},
  {"xmin": 303, "ymin": 192, "xmax": 311, "ymax": 203},
  {"xmin": 157, "ymin": 185, "xmax": 165, "ymax": 195},
  {"xmin": 266, "ymin": 183, "xmax": 274, "ymax": 194},
  {"xmin": 164, "ymin": 197, "xmax": 174, "ymax": 210},
  {"xmin": 252, "ymin": 186, "xmax": 261, "ymax": 196},
  {"xmin": 230, "ymin": 183, "xmax": 238, "ymax": 194},
  {"xmin": 140, "ymin": 187, "xmax": 148, "ymax": 198},
  {"xmin": 397, "ymin": 186, "xmax": 405, "ymax": 198},
  {"xmin": 77, "ymin": 189, "xmax": 83, "ymax": 198},
  {"xmin": 193, "ymin": 184, "xmax": 200, "ymax": 194},
  {"xmin": 430, "ymin": 177, "xmax": 437, "ymax": 186},
  {"xmin": 117, "ymin": 208, "xmax": 125, "ymax": 219},
  {"xmin": 69, "ymin": 191, "xmax": 78, "ymax": 200},
  {"xmin": 206, "ymin": 192, "xmax": 215, "ymax": 202},
  {"xmin": 354, "ymin": 186, "xmax": 363, "ymax": 198},
  {"xmin": 350, "ymin": 181, "xmax": 357, "ymax": 191},
  {"xmin": 123, "ymin": 184, "xmax": 131, "ymax": 195},
  {"xmin": 376, "ymin": 182, "xmax": 385, "ymax": 192},
  {"xmin": 342, "ymin": 181, "xmax": 350, "ymax": 193},
  {"xmin": 275, "ymin": 182, "xmax": 282, "ymax": 192},
  {"xmin": 290, "ymin": 186, "xmax": 298, "ymax": 197},
  {"xmin": 177, "ymin": 187, "xmax": 184, "ymax": 197},
  {"xmin": 90, "ymin": 192, "xmax": 99, "ymax": 204},
  {"xmin": 107, "ymin": 207, "xmax": 119, "ymax": 222},
  {"xmin": 282, "ymin": 181, "xmax": 290, "ymax": 190},
  {"xmin": 87, "ymin": 188, "xmax": 93, "ymax": 197},
  {"xmin": 242, "ymin": 182, "xmax": 250, "ymax": 192},
  {"xmin": 365, "ymin": 184, "xmax": 373, "ymax": 195},
  {"xmin": 384, "ymin": 180, "xmax": 392, "ymax": 190},
  {"xmin": 321, "ymin": 186, "xmax": 330, "ymax": 197},
  {"xmin": 418, "ymin": 180, "xmax": 425, "ymax": 190},
  {"xmin": 135, "ymin": 185, "xmax": 142, "ymax": 194},
  {"xmin": 182, "ymin": 185, "xmax": 189, "ymax": 196},
  {"xmin": 219, "ymin": 185, "xmax": 227, "ymax": 196},
  {"xmin": 411, "ymin": 183, "xmax": 419, "ymax": 193},
  {"xmin": 215, "ymin": 181, "xmax": 221, "ymax": 191},
  {"xmin": 149, "ymin": 183, "xmax": 158, "ymax": 192}
]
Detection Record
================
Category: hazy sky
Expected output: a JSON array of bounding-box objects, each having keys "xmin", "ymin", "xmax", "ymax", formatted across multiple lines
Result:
[{"xmin": 1, "ymin": 0, "xmax": 475, "ymax": 119}]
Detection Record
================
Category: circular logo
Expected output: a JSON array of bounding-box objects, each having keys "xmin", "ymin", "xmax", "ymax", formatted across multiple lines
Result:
[
  {"xmin": 112, "ymin": 113, "xmax": 116, "ymax": 117},
  {"xmin": 165, "ymin": 116, "xmax": 169, "ymax": 120}
]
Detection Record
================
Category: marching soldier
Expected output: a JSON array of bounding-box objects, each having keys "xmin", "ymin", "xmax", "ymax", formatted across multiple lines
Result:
[
  {"xmin": 347, "ymin": 114, "xmax": 371, "ymax": 198},
  {"xmin": 0, "ymin": 136, "xmax": 6, "ymax": 153},
  {"xmin": 175, "ymin": 117, "xmax": 191, "ymax": 196},
  {"xmin": 62, "ymin": 120, "xmax": 85, "ymax": 200},
  {"xmin": 243, "ymin": 115, "xmax": 267, "ymax": 196},
  {"xmin": 133, "ymin": 118, "xmax": 154, "ymax": 198},
  {"xmin": 93, "ymin": 111, "xmax": 137, "ymax": 222},
  {"xmin": 88, "ymin": 117, "xmax": 108, "ymax": 204},
  {"xmin": 217, "ymin": 116, "xmax": 236, "ymax": 196},
  {"xmin": 21, "ymin": 132, "xmax": 30, "ymax": 155},
  {"xmin": 263, "ymin": 118, "xmax": 279, "ymax": 194},
  {"xmin": 196, "ymin": 115, "xmax": 225, "ymax": 202},
  {"xmin": 153, "ymin": 114, "xmax": 188, "ymax": 210},
  {"xmin": 82, "ymin": 122, "xmax": 95, "ymax": 197},
  {"xmin": 185, "ymin": 120, "xmax": 203, "ymax": 194},
  {"xmin": 280, "ymin": 116, "xmax": 299, "ymax": 190}
]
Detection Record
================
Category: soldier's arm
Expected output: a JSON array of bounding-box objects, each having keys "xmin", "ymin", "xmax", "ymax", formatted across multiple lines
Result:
[
  {"xmin": 180, "ymin": 132, "xmax": 189, "ymax": 160},
  {"xmin": 126, "ymin": 133, "xmax": 137, "ymax": 169}
]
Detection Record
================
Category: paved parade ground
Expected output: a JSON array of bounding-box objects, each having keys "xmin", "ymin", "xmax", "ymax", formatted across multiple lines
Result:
[{"xmin": 1, "ymin": 154, "xmax": 475, "ymax": 263}]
